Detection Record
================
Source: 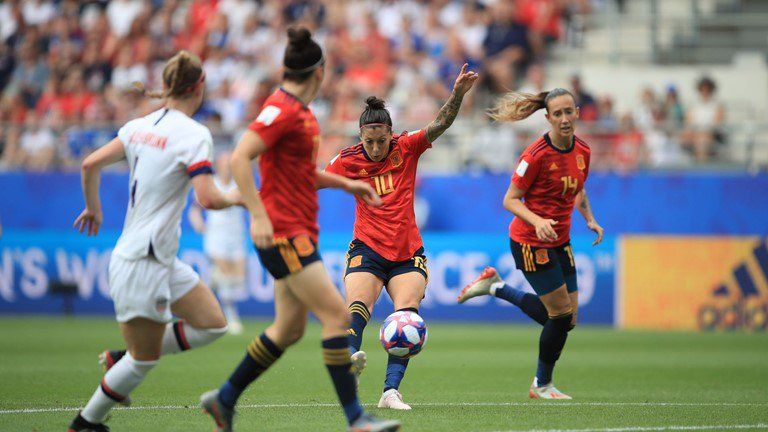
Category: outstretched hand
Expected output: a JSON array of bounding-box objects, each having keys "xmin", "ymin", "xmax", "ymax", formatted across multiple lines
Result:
[{"xmin": 453, "ymin": 63, "xmax": 479, "ymax": 97}]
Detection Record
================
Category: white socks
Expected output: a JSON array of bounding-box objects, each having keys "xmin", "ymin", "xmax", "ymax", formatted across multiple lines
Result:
[
  {"xmin": 160, "ymin": 320, "xmax": 228, "ymax": 355},
  {"xmin": 489, "ymin": 281, "xmax": 505, "ymax": 297},
  {"xmin": 81, "ymin": 352, "xmax": 157, "ymax": 423}
]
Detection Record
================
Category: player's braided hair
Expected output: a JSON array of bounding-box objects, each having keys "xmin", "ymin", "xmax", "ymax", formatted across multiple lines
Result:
[
  {"xmin": 359, "ymin": 96, "xmax": 392, "ymax": 129},
  {"xmin": 488, "ymin": 88, "xmax": 574, "ymax": 122},
  {"xmin": 133, "ymin": 50, "xmax": 204, "ymax": 99}
]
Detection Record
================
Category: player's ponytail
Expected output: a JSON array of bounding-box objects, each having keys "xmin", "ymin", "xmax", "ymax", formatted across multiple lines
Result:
[
  {"xmin": 488, "ymin": 88, "xmax": 573, "ymax": 122},
  {"xmin": 132, "ymin": 50, "xmax": 204, "ymax": 100},
  {"xmin": 359, "ymin": 96, "xmax": 392, "ymax": 130}
]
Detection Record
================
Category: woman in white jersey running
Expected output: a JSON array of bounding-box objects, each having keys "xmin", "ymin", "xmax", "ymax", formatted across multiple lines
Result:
[
  {"xmin": 68, "ymin": 51, "xmax": 241, "ymax": 432},
  {"xmin": 189, "ymin": 151, "xmax": 247, "ymax": 335}
]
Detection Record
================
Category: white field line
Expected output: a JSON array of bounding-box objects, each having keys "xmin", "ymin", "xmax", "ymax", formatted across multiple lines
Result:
[
  {"xmin": 1, "ymin": 401, "xmax": 767, "ymax": 415},
  {"xmin": 490, "ymin": 424, "xmax": 768, "ymax": 432}
]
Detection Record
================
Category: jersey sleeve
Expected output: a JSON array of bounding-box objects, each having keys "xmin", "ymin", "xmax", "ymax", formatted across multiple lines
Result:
[
  {"xmin": 324, "ymin": 152, "xmax": 346, "ymax": 176},
  {"xmin": 248, "ymin": 104, "xmax": 291, "ymax": 149},
  {"xmin": 180, "ymin": 130, "xmax": 214, "ymax": 178},
  {"xmin": 402, "ymin": 129, "xmax": 432, "ymax": 156},
  {"xmin": 511, "ymin": 152, "xmax": 542, "ymax": 192},
  {"xmin": 117, "ymin": 119, "xmax": 138, "ymax": 149}
]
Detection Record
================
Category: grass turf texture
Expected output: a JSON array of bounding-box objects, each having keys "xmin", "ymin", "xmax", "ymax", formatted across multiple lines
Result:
[{"xmin": 0, "ymin": 317, "xmax": 766, "ymax": 432}]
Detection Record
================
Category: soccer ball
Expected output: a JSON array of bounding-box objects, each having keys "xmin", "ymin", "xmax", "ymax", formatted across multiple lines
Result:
[{"xmin": 379, "ymin": 311, "xmax": 428, "ymax": 358}]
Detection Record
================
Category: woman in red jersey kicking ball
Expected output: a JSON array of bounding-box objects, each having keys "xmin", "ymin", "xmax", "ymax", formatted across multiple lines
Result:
[
  {"xmin": 200, "ymin": 27, "xmax": 400, "ymax": 432},
  {"xmin": 325, "ymin": 64, "xmax": 478, "ymax": 410},
  {"xmin": 458, "ymin": 88, "xmax": 604, "ymax": 400}
]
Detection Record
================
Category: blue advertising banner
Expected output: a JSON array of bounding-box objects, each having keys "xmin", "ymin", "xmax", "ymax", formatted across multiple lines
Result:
[
  {"xmin": 0, "ymin": 231, "xmax": 615, "ymax": 324},
  {"xmin": 1, "ymin": 172, "xmax": 767, "ymax": 235}
]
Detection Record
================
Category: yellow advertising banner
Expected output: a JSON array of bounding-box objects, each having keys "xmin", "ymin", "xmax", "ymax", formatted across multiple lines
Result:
[{"xmin": 620, "ymin": 236, "xmax": 768, "ymax": 331}]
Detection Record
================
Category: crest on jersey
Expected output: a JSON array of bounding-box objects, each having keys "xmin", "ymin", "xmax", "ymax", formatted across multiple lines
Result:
[
  {"xmin": 349, "ymin": 255, "xmax": 363, "ymax": 268},
  {"xmin": 359, "ymin": 168, "xmax": 369, "ymax": 177},
  {"xmin": 535, "ymin": 249, "xmax": 550, "ymax": 265},
  {"xmin": 293, "ymin": 235, "xmax": 315, "ymax": 257},
  {"xmin": 389, "ymin": 150, "xmax": 403, "ymax": 168},
  {"xmin": 576, "ymin": 154, "xmax": 586, "ymax": 170}
]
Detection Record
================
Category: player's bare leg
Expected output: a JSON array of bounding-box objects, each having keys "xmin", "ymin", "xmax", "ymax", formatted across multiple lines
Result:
[
  {"xmin": 377, "ymin": 272, "xmax": 427, "ymax": 410},
  {"xmin": 100, "ymin": 281, "xmax": 228, "ymax": 375}
]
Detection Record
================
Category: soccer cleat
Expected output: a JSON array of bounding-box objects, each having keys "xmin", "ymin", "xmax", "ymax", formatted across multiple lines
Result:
[
  {"xmin": 348, "ymin": 413, "xmax": 401, "ymax": 432},
  {"xmin": 200, "ymin": 389, "xmax": 234, "ymax": 432},
  {"xmin": 529, "ymin": 377, "xmax": 572, "ymax": 399},
  {"xmin": 67, "ymin": 412, "xmax": 110, "ymax": 432},
  {"xmin": 350, "ymin": 351, "xmax": 367, "ymax": 387},
  {"xmin": 227, "ymin": 320, "xmax": 244, "ymax": 335},
  {"xmin": 98, "ymin": 350, "xmax": 131, "ymax": 407},
  {"xmin": 377, "ymin": 389, "xmax": 411, "ymax": 410},
  {"xmin": 457, "ymin": 267, "xmax": 502, "ymax": 303}
]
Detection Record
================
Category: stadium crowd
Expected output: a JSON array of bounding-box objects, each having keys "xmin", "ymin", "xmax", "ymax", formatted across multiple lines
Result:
[{"xmin": 0, "ymin": 0, "xmax": 727, "ymax": 173}]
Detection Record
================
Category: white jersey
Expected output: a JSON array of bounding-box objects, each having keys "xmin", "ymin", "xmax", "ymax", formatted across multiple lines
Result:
[
  {"xmin": 202, "ymin": 177, "xmax": 246, "ymax": 260},
  {"xmin": 113, "ymin": 108, "xmax": 214, "ymax": 265}
]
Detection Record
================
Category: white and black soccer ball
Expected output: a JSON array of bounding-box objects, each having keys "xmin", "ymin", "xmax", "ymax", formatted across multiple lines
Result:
[{"xmin": 379, "ymin": 311, "xmax": 428, "ymax": 358}]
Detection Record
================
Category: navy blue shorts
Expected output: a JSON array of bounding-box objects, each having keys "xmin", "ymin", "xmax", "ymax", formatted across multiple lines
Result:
[
  {"xmin": 256, "ymin": 235, "xmax": 322, "ymax": 280},
  {"xmin": 344, "ymin": 239, "xmax": 428, "ymax": 284},
  {"xmin": 509, "ymin": 239, "xmax": 578, "ymax": 296}
]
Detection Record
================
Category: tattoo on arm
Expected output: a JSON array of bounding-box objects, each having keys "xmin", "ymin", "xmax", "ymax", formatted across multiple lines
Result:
[{"xmin": 425, "ymin": 92, "xmax": 464, "ymax": 142}]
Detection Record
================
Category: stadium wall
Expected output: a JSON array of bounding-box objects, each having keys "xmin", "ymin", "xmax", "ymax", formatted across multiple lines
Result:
[{"xmin": 0, "ymin": 172, "xmax": 766, "ymax": 328}]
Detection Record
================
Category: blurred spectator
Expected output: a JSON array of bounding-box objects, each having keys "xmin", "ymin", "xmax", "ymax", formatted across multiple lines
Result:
[
  {"xmin": 22, "ymin": 0, "xmax": 56, "ymax": 27},
  {"xmin": 680, "ymin": 76, "xmax": 725, "ymax": 162},
  {"xmin": 106, "ymin": 0, "xmax": 145, "ymax": 39},
  {"xmin": 0, "ymin": 1, "xmax": 21, "ymax": 44},
  {"xmin": 632, "ymin": 87, "xmax": 660, "ymax": 131},
  {"xmin": 663, "ymin": 85, "xmax": 685, "ymax": 129},
  {"xmin": 570, "ymin": 74, "xmax": 597, "ymax": 122},
  {"xmin": 4, "ymin": 42, "xmax": 49, "ymax": 105},
  {"xmin": 111, "ymin": 46, "xmax": 148, "ymax": 92},
  {"xmin": 218, "ymin": 0, "xmax": 257, "ymax": 38},
  {"xmin": 596, "ymin": 95, "xmax": 618, "ymax": 130},
  {"xmin": 482, "ymin": 1, "xmax": 530, "ymax": 92},
  {"xmin": 20, "ymin": 113, "xmax": 56, "ymax": 171},
  {"xmin": 0, "ymin": 126, "xmax": 23, "ymax": 169}
]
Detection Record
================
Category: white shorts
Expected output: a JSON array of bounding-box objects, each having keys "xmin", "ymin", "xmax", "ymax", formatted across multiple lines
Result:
[
  {"xmin": 203, "ymin": 234, "xmax": 246, "ymax": 261},
  {"xmin": 108, "ymin": 254, "xmax": 200, "ymax": 323}
]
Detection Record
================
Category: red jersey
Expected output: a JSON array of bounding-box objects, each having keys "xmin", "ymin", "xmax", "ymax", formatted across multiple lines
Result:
[
  {"xmin": 510, "ymin": 134, "xmax": 591, "ymax": 248},
  {"xmin": 326, "ymin": 129, "xmax": 431, "ymax": 261},
  {"xmin": 248, "ymin": 88, "xmax": 320, "ymax": 242}
]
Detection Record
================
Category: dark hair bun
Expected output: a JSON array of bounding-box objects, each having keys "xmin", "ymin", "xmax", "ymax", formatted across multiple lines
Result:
[
  {"xmin": 365, "ymin": 96, "xmax": 386, "ymax": 110},
  {"xmin": 287, "ymin": 27, "xmax": 312, "ymax": 48}
]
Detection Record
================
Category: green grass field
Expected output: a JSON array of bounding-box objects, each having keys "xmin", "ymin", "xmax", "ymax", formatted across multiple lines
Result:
[{"xmin": 1, "ymin": 317, "xmax": 766, "ymax": 432}]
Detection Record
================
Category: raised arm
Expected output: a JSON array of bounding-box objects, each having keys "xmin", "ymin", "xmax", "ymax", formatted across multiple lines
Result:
[
  {"xmin": 425, "ymin": 63, "xmax": 479, "ymax": 143},
  {"xmin": 231, "ymin": 130, "xmax": 273, "ymax": 248},
  {"xmin": 575, "ymin": 189, "xmax": 604, "ymax": 246},
  {"xmin": 73, "ymin": 137, "xmax": 126, "ymax": 236}
]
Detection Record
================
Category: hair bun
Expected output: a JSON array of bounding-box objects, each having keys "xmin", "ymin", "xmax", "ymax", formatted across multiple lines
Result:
[
  {"xmin": 287, "ymin": 27, "xmax": 312, "ymax": 48},
  {"xmin": 365, "ymin": 96, "xmax": 386, "ymax": 110}
]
